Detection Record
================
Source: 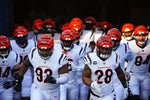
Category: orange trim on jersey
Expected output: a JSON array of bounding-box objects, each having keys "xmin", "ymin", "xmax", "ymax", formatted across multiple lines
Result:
[
  {"xmin": 38, "ymin": 66, "xmax": 51, "ymax": 69},
  {"xmin": 62, "ymin": 50, "xmax": 68, "ymax": 54}
]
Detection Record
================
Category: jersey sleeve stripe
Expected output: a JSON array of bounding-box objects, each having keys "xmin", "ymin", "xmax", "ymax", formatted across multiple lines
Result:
[
  {"xmin": 115, "ymin": 53, "xmax": 118, "ymax": 63},
  {"xmin": 83, "ymin": 43, "xmax": 88, "ymax": 52},
  {"xmin": 15, "ymin": 52, "xmax": 18, "ymax": 62},
  {"xmin": 79, "ymin": 47, "xmax": 83, "ymax": 55},
  {"xmin": 59, "ymin": 54, "xmax": 64, "ymax": 64},
  {"xmin": 31, "ymin": 48, "xmax": 36, "ymax": 59},
  {"xmin": 87, "ymin": 54, "xmax": 92, "ymax": 64},
  {"xmin": 84, "ymin": 56, "xmax": 87, "ymax": 62},
  {"xmin": 124, "ymin": 43, "xmax": 127, "ymax": 53}
]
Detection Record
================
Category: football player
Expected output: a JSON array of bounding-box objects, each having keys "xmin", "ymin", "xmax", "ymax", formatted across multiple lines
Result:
[
  {"xmin": 107, "ymin": 28, "xmax": 135, "ymax": 100},
  {"xmin": 10, "ymin": 26, "xmax": 36, "ymax": 100},
  {"xmin": 32, "ymin": 19, "xmax": 44, "ymax": 42},
  {"xmin": 43, "ymin": 18, "xmax": 56, "ymax": 37},
  {"xmin": 71, "ymin": 29, "xmax": 91, "ymax": 100},
  {"xmin": 92, "ymin": 22, "xmax": 104, "ymax": 43},
  {"xmin": 56, "ymin": 29, "xmax": 84, "ymax": 100},
  {"xmin": 84, "ymin": 16, "xmax": 96, "ymax": 30},
  {"xmin": 0, "ymin": 35, "xmax": 20, "ymax": 100},
  {"xmin": 101, "ymin": 21, "xmax": 111, "ymax": 35},
  {"xmin": 121, "ymin": 23, "xmax": 135, "ymax": 43},
  {"xmin": 128, "ymin": 25, "xmax": 150, "ymax": 100},
  {"xmin": 13, "ymin": 34, "xmax": 69, "ymax": 100},
  {"xmin": 70, "ymin": 17, "xmax": 91, "ymax": 43},
  {"xmin": 82, "ymin": 35, "xmax": 127, "ymax": 100}
]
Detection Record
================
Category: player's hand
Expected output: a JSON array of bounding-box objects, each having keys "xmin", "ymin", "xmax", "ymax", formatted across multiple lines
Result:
[
  {"xmin": 14, "ymin": 75, "xmax": 23, "ymax": 91},
  {"xmin": 124, "ymin": 88, "xmax": 128, "ymax": 99},
  {"xmin": 47, "ymin": 75, "xmax": 56, "ymax": 84},
  {"xmin": 90, "ymin": 81, "xmax": 101, "ymax": 94},
  {"xmin": 3, "ymin": 81, "xmax": 15, "ymax": 89},
  {"xmin": 125, "ymin": 72, "xmax": 130, "ymax": 81}
]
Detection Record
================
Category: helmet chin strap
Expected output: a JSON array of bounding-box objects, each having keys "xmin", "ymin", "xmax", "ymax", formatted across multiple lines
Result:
[
  {"xmin": 61, "ymin": 42, "xmax": 73, "ymax": 51},
  {"xmin": 124, "ymin": 36, "xmax": 132, "ymax": 41},
  {"xmin": 137, "ymin": 41, "xmax": 146, "ymax": 46},
  {"xmin": 41, "ymin": 55, "xmax": 50, "ymax": 60},
  {"xmin": 38, "ymin": 48, "xmax": 53, "ymax": 60},
  {"xmin": 99, "ymin": 54, "xmax": 110, "ymax": 59},
  {"xmin": 63, "ymin": 47, "xmax": 71, "ymax": 51}
]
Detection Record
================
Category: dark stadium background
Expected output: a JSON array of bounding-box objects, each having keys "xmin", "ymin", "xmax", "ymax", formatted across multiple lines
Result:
[{"xmin": 1, "ymin": 0, "xmax": 150, "ymax": 36}]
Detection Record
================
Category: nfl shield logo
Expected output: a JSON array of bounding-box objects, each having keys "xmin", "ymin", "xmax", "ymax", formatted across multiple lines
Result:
[{"xmin": 93, "ymin": 61, "xmax": 97, "ymax": 65}]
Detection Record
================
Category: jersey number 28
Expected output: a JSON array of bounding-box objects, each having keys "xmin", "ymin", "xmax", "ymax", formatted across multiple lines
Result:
[{"xmin": 95, "ymin": 69, "xmax": 113, "ymax": 84}]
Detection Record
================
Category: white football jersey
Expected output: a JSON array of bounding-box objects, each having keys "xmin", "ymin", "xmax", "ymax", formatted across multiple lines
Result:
[
  {"xmin": 115, "ymin": 43, "xmax": 135, "ymax": 73},
  {"xmin": 120, "ymin": 36, "xmax": 128, "ymax": 43},
  {"xmin": 120, "ymin": 36, "xmax": 134, "ymax": 44},
  {"xmin": 10, "ymin": 39, "xmax": 35, "ymax": 77},
  {"xmin": 10, "ymin": 39, "xmax": 36, "ymax": 62},
  {"xmin": 92, "ymin": 30, "xmax": 103, "ymax": 43},
  {"xmin": 113, "ymin": 43, "xmax": 135, "ymax": 83},
  {"xmin": 76, "ymin": 42, "xmax": 91, "ymax": 56},
  {"xmin": 28, "ymin": 47, "xmax": 67, "ymax": 91},
  {"xmin": 0, "ymin": 51, "xmax": 20, "ymax": 92},
  {"xmin": 128, "ymin": 39, "xmax": 150, "ymax": 74},
  {"xmin": 76, "ymin": 42, "xmax": 91, "ymax": 78},
  {"xmin": 80, "ymin": 30, "xmax": 93, "ymax": 43},
  {"xmin": 84, "ymin": 51, "xmax": 120, "ymax": 97},
  {"xmin": 54, "ymin": 43, "xmax": 84, "ymax": 84}
]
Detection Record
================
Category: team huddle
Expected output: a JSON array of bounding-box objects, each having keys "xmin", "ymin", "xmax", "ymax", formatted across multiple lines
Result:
[{"xmin": 0, "ymin": 16, "xmax": 150, "ymax": 100}]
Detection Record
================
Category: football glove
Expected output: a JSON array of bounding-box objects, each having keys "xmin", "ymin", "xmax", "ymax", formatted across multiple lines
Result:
[
  {"xmin": 3, "ymin": 81, "xmax": 15, "ymax": 89},
  {"xmin": 14, "ymin": 75, "xmax": 23, "ymax": 91},
  {"xmin": 47, "ymin": 75, "xmax": 56, "ymax": 84},
  {"xmin": 124, "ymin": 88, "xmax": 128, "ymax": 99},
  {"xmin": 90, "ymin": 81, "xmax": 101, "ymax": 94}
]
